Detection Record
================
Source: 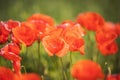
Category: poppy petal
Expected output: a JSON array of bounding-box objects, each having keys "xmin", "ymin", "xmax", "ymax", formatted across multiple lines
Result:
[{"xmin": 0, "ymin": 67, "xmax": 14, "ymax": 80}]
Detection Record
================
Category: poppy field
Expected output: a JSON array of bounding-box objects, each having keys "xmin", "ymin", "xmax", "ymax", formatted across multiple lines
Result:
[{"xmin": 0, "ymin": 11, "xmax": 120, "ymax": 80}]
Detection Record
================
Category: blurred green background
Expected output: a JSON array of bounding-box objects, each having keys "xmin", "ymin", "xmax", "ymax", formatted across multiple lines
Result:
[
  {"xmin": 0, "ymin": 0, "xmax": 120, "ymax": 80},
  {"xmin": 0, "ymin": 0, "xmax": 120, "ymax": 22}
]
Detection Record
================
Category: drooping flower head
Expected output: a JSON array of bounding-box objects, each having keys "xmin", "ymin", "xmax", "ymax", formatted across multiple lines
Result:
[
  {"xmin": 0, "ymin": 43, "xmax": 21, "ymax": 74},
  {"xmin": 27, "ymin": 13, "xmax": 56, "ymax": 40},
  {"xmin": 71, "ymin": 60, "xmax": 104, "ymax": 80},
  {"xmin": 12, "ymin": 22, "xmax": 36, "ymax": 46},
  {"xmin": 0, "ymin": 43, "xmax": 21, "ymax": 61},
  {"xmin": 76, "ymin": 12, "xmax": 105, "ymax": 31}
]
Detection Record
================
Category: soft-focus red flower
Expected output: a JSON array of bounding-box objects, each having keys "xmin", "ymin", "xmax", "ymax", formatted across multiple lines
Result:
[
  {"xmin": 0, "ymin": 43, "xmax": 21, "ymax": 74},
  {"xmin": 0, "ymin": 67, "xmax": 41, "ymax": 80},
  {"xmin": 22, "ymin": 73, "xmax": 41, "ymax": 80},
  {"xmin": 0, "ymin": 43, "xmax": 21, "ymax": 61},
  {"xmin": 11, "ymin": 34, "xmax": 21, "ymax": 45},
  {"xmin": 14, "ymin": 73, "xmax": 41, "ymax": 80},
  {"xmin": 59, "ymin": 21, "xmax": 85, "ymax": 54},
  {"xmin": 96, "ymin": 30, "xmax": 117, "ymax": 45},
  {"xmin": 12, "ymin": 22, "xmax": 36, "ymax": 46},
  {"xmin": 13, "ymin": 60, "xmax": 21, "ymax": 75},
  {"xmin": 28, "ymin": 13, "xmax": 54, "ymax": 26},
  {"xmin": 27, "ymin": 13, "xmax": 56, "ymax": 40},
  {"xmin": 115, "ymin": 23, "xmax": 120, "ymax": 36},
  {"xmin": 96, "ymin": 29, "xmax": 117, "ymax": 44},
  {"xmin": 6, "ymin": 19, "xmax": 20, "ymax": 29},
  {"xmin": 76, "ymin": 12, "xmax": 105, "ymax": 31},
  {"xmin": 0, "ymin": 21, "xmax": 10, "ymax": 44},
  {"xmin": 0, "ymin": 66, "xmax": 14, "ymax": 80},
  {"xmin": 106, "ymin": 74, "xmax": 120, "ymax": 80},
  {"xmin": 96, "ymin": 22, "xmax": 118, "ymax": 55},
  {"xmin": 98, "ymin": 41, "xmax": 118, "ymax": 55},
  {"xmin": 42, "ymin": 28, "xmax": 69, "ymax": 57},
  {"xmin": 71, "ymin": 60, "xmax": 104, "ymax": 80}
]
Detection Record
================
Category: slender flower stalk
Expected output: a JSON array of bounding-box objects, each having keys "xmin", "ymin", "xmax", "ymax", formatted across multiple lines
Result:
[
  {"xmin": 37, "ymin": 40, "xmax": 41, "ymax": 75},
  {"xmin": 38, "ymin": 41, "xmax": 41, "ymax": 61},
  {"xmin": 21, "ymin": 65, "xmax": 27, "ymax": 73},
  {"xmin": 51, "ymin": 56, "xmax": 60, "ymax": 80},
  {"xmin": 26, "ymin": 47, "xmax": 28, "ymax": 55},
  {"xmin": 104, "ymin": 62, "xmax": 111, "ymax": 80},
  {"xmin": 69, "ymin": 52, "xmax": 74, "ymax": 80},
  {"xmin": 70, "ymin": 51, "xmax": 72, "ymax": 65},
  {"xmin": 60, "ymin": 58, "xmax": 68, "ymax": 80}
]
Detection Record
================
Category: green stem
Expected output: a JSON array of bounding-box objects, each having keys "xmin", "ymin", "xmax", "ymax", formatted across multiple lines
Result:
[
  {"xmin": 54, "ymin": 56, "xmax": 59, "ymax": 70},
  {"xmin": 37, "ymin": 41, "xmax": 41, "ymax": 75},
  {"xmin": 87, "ymin": 32, "xmax": 93, "ymax": 60},
  {"xmin": 93, "ymin": 47, "xmax": 99, "ymax": 62},
  {"xmin": 60, "ymin": 58, "xmax": 68, "ymax": 80},
  {"xmin": 21, "ymin": 65, "xmax": 27, "ymax": 73},
  {"xmin": 69, "ymin": 52, "xmax": 73, "ymax": 80},
  {"xmin": 70, "ymin": 51, "xmax": 72, "ymax": 65},
  {"xmin": 38, "ymin": 41, "xmax": 41, "ymax": 61},
  {"xmin": 32, "ymin": 51, "xmax": 37, "ymax": 70},
  {"xmin": 116, "ymin": 51, "xmax": 120, "ymax": 73},
  {"xmin": 104, "ymin": 62, "xmax": 111, "ymax": 80},
  {"xmin": 26, "ymin": 47, "xmax": 28, "ymax": 54},
  {"xmin": 52, "ymin": 56, "xmax": 60, "ymax": 80}
]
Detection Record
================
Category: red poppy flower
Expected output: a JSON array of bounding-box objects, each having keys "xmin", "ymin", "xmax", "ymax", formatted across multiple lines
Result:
[
  {"xmin": 59, "ymin": 20, "xmax": 75, "ymax": 28},
  {"xmin": 0, "ymin": 21, "xmax": 10, "ymax": 44},
  {"xmin": 115, "ymin": 23, "xmax": 120, "ymax": 36},
  {"xmin": 96, "ymin": 29, "xmax": 117, "ymax": 44},
  {"xmin": 97, "ymin": 41, "xmax": 118, "ymax": 55},
  {"xmin": 22, "ymin": 73, "xmax": 41, "ymax": 80},
  {"xmin": 59, "ymin": 21, "xmax": 85, "ymax": 54},
  {"xmin": 14, "ymin": 74, "xmax": 22, "ymax": 80},
  {"xmin": 106, "ymin": 74, "xmax": 120, "ymax": 80},
  {"xmin": 42, "ymin": 28, "xmax": 69, "ymax": 57},
  {"xmin": 7, "ymin": 19, "xmax": 20, "ymax": 29},
  {"xmin": 0, "ymin": 43, "xmax": 21, "ymax": 74},
  {"xmin": 13, "ymin": 60, "xmax": 21, "ymax": 75},
  {"xmin": 28, "ymin": 13, "xmax": 54, "ymax": 26},
  {"xmin": 96, "ymin": 23, "xmax": 117, "ymax": 47},
  {"xmin": 76, "ymin": 12, "xmax": 105, "ymax": 31},
  {"xmin": 27, "ymin": 13, "xmax": 56, "ymax": 40},
  {"xmin": 0, "ymin": 67, "xmax": 41, "ymax": 80},
  {"xmin": 0, "ymin": 67, "xmax": 14, "ymax": 80},
  {"xmin": 14, "ymin": 73, "xmax": 41, "ymax": 80},
  {"xmin": 71, "ymin": 60, "xmax": 104, "ymax": 80},
  {"xmin": 0, "ymin": 43, "xmax": 21, "ymax": 61},
  {"xmin": 96, "ymin": 22, "xmax": 118, "ymax": 55},
  {"xmin": 12, "ymin": 22, "xmax": 36, "ymax": 46},
  {"xmin": 11, "ymin": 34, "xmax": 21, "ymax": 45}
]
